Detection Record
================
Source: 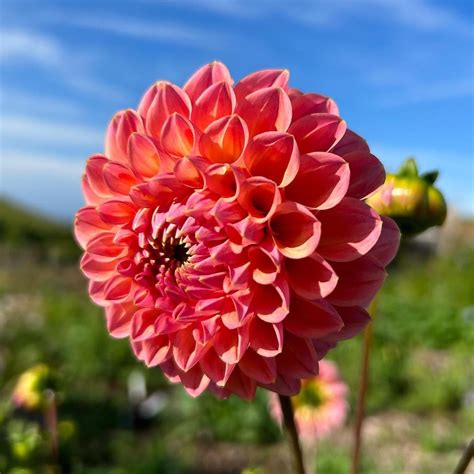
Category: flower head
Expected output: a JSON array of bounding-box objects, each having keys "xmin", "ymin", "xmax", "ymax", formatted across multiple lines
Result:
[
  {"xmin": 366, "ymin": 157, "xmax": 447, "ymax": 236},
  {"xmin": 12, "ymin": 364, "xmax": 54, "ymax": 410},
  {"xmin": 269, "ymin": 360, "xmax": 348, "ymax": 443},
  {"xmin": 75, "ymin": 62, "xmax": 400, "ymax": 400}
]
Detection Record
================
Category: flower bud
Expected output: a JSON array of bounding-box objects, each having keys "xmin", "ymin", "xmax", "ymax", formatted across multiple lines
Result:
[
  {"xmin": 366, "ymin": 158, "xmax": 447, "ymax": 236},
  {"xmin": 12, "ymin": 364, "xmax": 55, "ymax": 410}
]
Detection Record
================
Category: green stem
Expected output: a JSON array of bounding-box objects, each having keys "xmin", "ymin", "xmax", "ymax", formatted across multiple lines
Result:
[{"xmin": 278, "ymin": 394, "xmax": 306, "ymax": 474}]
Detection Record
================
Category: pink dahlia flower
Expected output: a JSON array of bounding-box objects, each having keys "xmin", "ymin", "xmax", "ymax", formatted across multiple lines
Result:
[
  {"xmin": 269, "ymin": 360, "xmax": 348, "ymax": 443},
  {"xmin": 74, "ymin": 62, "xmax": 400, "ymax": 400}
]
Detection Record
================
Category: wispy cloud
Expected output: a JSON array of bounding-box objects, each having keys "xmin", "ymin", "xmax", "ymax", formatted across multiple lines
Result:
[{"xmin": 1, "ymin": 114, "xmax": 103, "ymax": 148}]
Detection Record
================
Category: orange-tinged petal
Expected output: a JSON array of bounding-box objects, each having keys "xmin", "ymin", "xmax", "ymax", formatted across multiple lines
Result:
[
  {"xmin": 291, "ymin": 92, "xmax": 339, "ymax": 121},
  {"xmin": 85, "ymin": 155, "xmax": 112, "ymax": 197},
  {"xmin": 199, "ymin": 114, "xmax": 248, "ymax": 164},
  {"xmin": 270, "ymin": 201, "xmax": 321, "ymax": 259},
  {"xmin": 286, "ymin": 253, "xmax": 338, "ymax": 299},
  {"xmin": 288, "ymin": 113, "xmax": 346, "ymax": 154},
  {"xmin": 97, "ymin": 200, "xmax": 137, "ymax": 225},
  {"xmin": 237, "ymin": 87, "xmax": 292, "ymax": 137},
  {"xmin": 160, "ymin": 113, "xmax": 195, "ymax": 157},
  {"xmin": 243, "ymin": 131, "xmax": 299, "ymax": 187},
  {"xmin": 102, "ymin": 161, "xmax": 137, "ymax": 196},
  {"xmin": 205, "ymin": 163, "xmax": 241, "ymax": 200},
  {"xmin": 183, "ymin": 61, "xmax": 233, "ymax": 103},
  {"xmin": 285, "ymin": 152, "xmax": 350, "ymax": 210},
  {"xmin": 192, "ymin": 81, "xmax": 236, "ymax": 131},
  {"xmin": 238, "ymin": 176, "xmax": 281, "ymax": 223},
  {"xmin": 249, "ymin": 318, "xmax": 284, "ymax": 357},
  {"xmin": 234, "ymin": 68, "xmax": 289, "ymax": 102},
  {"xmin": 128, "ymin": 133, "xmax": 161, "ymax": 179},
  {"xmin": 174, "ymin": 156, "xmax": 207, "ymax": 189},
  {"xmin": 74, "ymin": 206, "xmax": 114, "ymax": 249}
]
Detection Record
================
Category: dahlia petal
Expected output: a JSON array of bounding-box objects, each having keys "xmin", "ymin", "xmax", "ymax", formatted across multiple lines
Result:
[
  {"xmin": 291, "ymin": 92, "xmax": 339, "ymax": 121},
  {"xmin": 141, "ymin": 335, "xmax": 171, "ymax": 366},
  {"xmin": 270, "ymin": 201, "xmax": 321, "ymax": 259},
  {"xmin": 174, "ymin": 156, "xmax": 206, "ymax": 189},
  {"xmin": 205, "ymin": 163, "xmax": 241, "ymax": 199},
  {"xmin": 368, "ymin": 216, "xmax": 400, "ymax": 266},
  {"xmin": 105, "ymin": 304, "xmax": 134, "ymax": 338},
  {"xmin": 252, "ymin": 280, "xmax": 289, "ymax": 323},
  {"xmin": 248, "ymin": 244, "xmax": 280, "ymax": 285},
  {"xmin": 200, "ymin": 349, "xmax": 235, "ymax": 386},
  {"xmin": 249, "ymin": 318, "xmax": 284, "ymax": 357},
  {"xmin": 160, "ymin": 113, "xmax": 195, "ymax": 157},
  {"xmin": 239, "ymin": 349, "xmax": 277, "ymax": 385},
  {"xmin": 214, "ymin": 325, "xmax": 249, "ymax": 364},
  {"xmin": 343, "ymin": 151, "xmax": 385, "ymax": 199},
  {"xmin": 103, "ymin": 276, "xmax": 132, "ymax": 302},
  {"xmin": 284, "ymin": 297, "xmax": 343, "ymax": 338},
  {"xmin": 262, "ymin": 374, "xmax": 301, "ymax": 397},
  {"xmin": 225, "ymin": 216, "xmax": 264, "ymax": 249},
  {"xmin": 199, "ymin": 114, "xmax": 249, "ymax": 164},
  {"xmin": 97, "ymin": 200, "xmax": 137, "ymax": 225},
  {"xmin": 74, "ymin": 207, "xmax": 114, "ymax": 249},
  {"xmin": 86, "ymin": 232, "xmax": 127, "ymax": 260},
  {"xmin": 284, "ymin": 152, "xmax": 350, "ymax": 210},
  {"xmin": 276, "ymin": 333, "xmax": 319, "ymax": 379},
  {"xmin": 172, "ymin": 328, "xmax": 208, "ymax": 372},
  {"xmin": 212, "ymin": 198, "xmax": 247, "ymax": 225},
  {"xmin": 237, "ymin": 87, "xmax": 292, "ymax": 137},
  {"xmin": 285, "ymin": 253, "xmax": 338, "ymax": 299},
  {"xmin": 80, "ymin": 253, "xmax": 117, "ymax": 281},
  {"xmin": 192, "ymin": 81, "xmax": 236, "ymax": 131},
  {"xmin": 88, "ymin": 280, "xmax": 108, "ymax": 306},
  {"xmin": 225, "ymin": 368, "xmax": 257, "ymax": 401},
  {"xmin": 325, "ymin": 305, "xmax": 371, "ymax": 341},
  {"xmin": 288, "ymin": 113, "xmax": 346, "ymax": 154},
  {"xmin": 243, "ymin": 132, "xmax": 299, "ymax": 187},
  {"xmin": 81, "ymin": 175, "xmax": 106, "ymax": 206},
  {"xmin": 144, "ymin": 81, "xmax": 192, "ymax": 139},
  {"xmin": 237, "ymin": 177, "xmax": 281, "ymax": 223},
  {"xmin": 234, "ymin": 68, "xmax": 289, "ymax": 102},
  {"xmin": 183, "ymin": 61, "xmax": 233, "ymax": 103},
  {"xmin": 85, "ymin": 155, "xmax": 112, "ymax": 197},
  {"xmin": 159, "ymin": 359, "xmax": 181, "ymax": 383},
  {"xmin": 317, "ymin": 198, "xmax": 382, "ymax": 262},
  {"xmin": 327, "ymin": 254, "xmax": 386, "ymax": 307},
  {"xmin": 179, "ymin": 365, "xmax": 210, "ymax": 397},
  {"xmin": 105, "ymin": 109, "xmax": 144, "ymax": 163},
  {"xmin": 131, "ymin": 308, "xmax": 157, "ymax": 341},
  {"xmin": 102, "ymin": 161, "xmax": 137, "ymax": 196},
  {"xmin": 331, "ymin": 128, "xmax": 369, "ymax": 155},
  {"xmin": 128, "ymin": 133, "xmax": 162, "ymax": 179}
]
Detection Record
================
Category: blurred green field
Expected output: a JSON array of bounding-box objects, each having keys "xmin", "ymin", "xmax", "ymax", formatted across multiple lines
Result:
[{"xmin": 1, "ymin": 198, "xmax": 473, "ymax": 473}]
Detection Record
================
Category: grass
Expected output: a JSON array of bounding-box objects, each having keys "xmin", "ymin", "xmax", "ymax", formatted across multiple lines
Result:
[{"xmin": 1, "ymin": 199, "xmax": 473, "ymax": 473}]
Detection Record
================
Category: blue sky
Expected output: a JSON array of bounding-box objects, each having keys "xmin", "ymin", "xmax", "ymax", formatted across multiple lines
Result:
[{"xmin": 1, "ymin": 0, "xmax": 473, "ymax": 220}]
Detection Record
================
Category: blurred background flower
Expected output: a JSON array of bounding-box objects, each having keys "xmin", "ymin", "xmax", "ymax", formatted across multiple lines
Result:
[{"xmin": 269, "ymin": 360, "xmax": 348, "ymax": 444}]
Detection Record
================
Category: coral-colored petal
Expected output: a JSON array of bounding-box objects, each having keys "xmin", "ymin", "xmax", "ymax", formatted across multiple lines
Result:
[
  {"xmin": 74, "ymin": 207, "xmax": 114, "ymax": 249},
  {"xmin": 249, "ymin": 318, "xmax": 283, "ymax": 357},
  {"xmin": 252, "ymin": 279, "xmax": 289, "ymax": 323},
  {"xmin": 234, "ymin": 68, "xmax": 289, "ymax": 102},
  {"xmin": 102, "ymin": 161, "xmax": 137, "ymax": 196},
  {"xmin": 172, "ymin": 328, "xmax": 208, "ymax": 371},
  {"xmin": 270, "ymin": 201, "xmax": 321, "ymax": 259},
  {"xmin": 174, "ymin": 156, "xmax": 207, "ymax": 189},
  {"xmin": 105, "ymin": 304, "xmax": 134, "ymax": 338},
  {"xmin": 225, "ymin": 368, "xmax": 257, "ymax": 401},
  {"xmin": 285, "ymin": 253, "xmax": 338, "ymax": 299},
  {"xmin": 291, "ymin": 92, "xmax": 339, "ymax": 121},
  {"xmin": 328, "ymin": 254, "xmax": 386, "ymax": 307},
  {"xmin": 183, "ymin": 61, "xmax": 233, "ymax": 103},
  {"xmin": 367, "ymin": 216, "xmax": 400, "ymax": 266},
  {"xmin": 86, "ymin": 232, "xmax": 127, "ymax": 261},
  {"xmin": 317, "ymin": 198, "xmax": 383, "ymax": 262},
  {"xmin": 237, "ymin": 87, "xmax": 292, "ymax": 137},
  {"xmin": 343, "ymin": 151, "xmax": 385, "ymax": 199},
  {"xmin": 193, "ymin": 81, "xmax": 236, "ymax": 131},
  {"xmin": 214, "ymin": 325, "xmax": 249, "ymax": 364},
  {"xmin": 284, "ymin": 297, "xmax": 343, "ymax": 338},
  {"xmin": 200, "ymin": 349, "xmax": 235, "ymax": 386},
  {"xmin": 205, "ymin": 163, "xmax": 241, "ymax": 199},
  {"xmin": 238, "ymin": 176, "xmax": 281, "ymax": 223},
  {"xmin": 199, "ymin": 114, "xmax": 249, "ymax": 164},
  {"xmin": 143, "ymin": 81, "xmax": 192, "ymax": 139},
  {"xmin": 85, "ymin": 155, "xmax": 112, "ymax": 197},
  {"xmin": 243, "ymin": 131, "xmax": 299, "ymax": 187},
  {"xmin": 103, "ymin": 276, "xmax": 132, "ymax": 302},
  {"xmin": 80, "ymin": 253, "xmax": 117, "ymax": 281},
  {"xmin": 179, "ymin": 365, "xmax": 210, "ymax": 397},
  {"xmin": 248, "ymin": 242, "xmax": 281, "ymax": 285},
  {"xmin": 239, "ymin": 349, "xmax": 277, "ymax": 385},
  {"xmin": 160, "ymin": 113, "xmax": 195, "ymax": 158},
  {"xmin": 288, "ymin": 113, "xmax": 346, "ymax": 154},
  {"xmin": 331, "ymin": 128, "xmax": 369, "ymax": 155},
  {"xmin": 97, "ymin": 200, "xmax": 137, "ymax": 225},
  {"xmin": 285, "ymin": 152, "xmax": 350, "ymax": 210}
]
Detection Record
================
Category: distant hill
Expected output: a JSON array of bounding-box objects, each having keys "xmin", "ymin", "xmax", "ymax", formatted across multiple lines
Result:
[{"xmin": 0, "ymin": 197, "xmax": 80, "ymax": 262}]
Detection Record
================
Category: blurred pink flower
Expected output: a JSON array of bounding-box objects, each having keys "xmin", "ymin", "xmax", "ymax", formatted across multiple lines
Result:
[
  {"xmin": 269, "ymin": 360, "xmax": 348, "ymax": 443},
  {"xmin": 74, "ymin": 62, "xmax": 400, "ymax": 400}
]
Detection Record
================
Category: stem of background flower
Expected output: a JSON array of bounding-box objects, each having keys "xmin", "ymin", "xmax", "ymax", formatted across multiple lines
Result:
[
  {"xmin": 44, "ymin": 389, "xmax": 59, "ymax": 464},
  {"xmin": 278, "ymin": 394, "xmax": 306, "ymax": 474},
  {"xmin": 453, "ymin": 438, "xmax": 474, "ymax": 474},
  {"xmin": 350, "ymin": 298, "xmax": 377, "ymax": 474}
]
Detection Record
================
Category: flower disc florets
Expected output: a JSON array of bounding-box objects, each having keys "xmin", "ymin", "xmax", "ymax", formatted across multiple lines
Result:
[{"xmin": 75, "ymin": 62, "xmax": 400, "ymax": 400}]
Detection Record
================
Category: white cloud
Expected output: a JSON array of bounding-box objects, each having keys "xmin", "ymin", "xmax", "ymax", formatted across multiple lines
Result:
[{"xmin": 0, "ymin": 115, "xmax": 103, "ymax": 148}]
